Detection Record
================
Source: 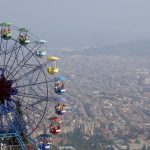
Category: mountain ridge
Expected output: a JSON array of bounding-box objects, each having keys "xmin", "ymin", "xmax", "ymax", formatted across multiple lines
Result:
[{"xmin": 69, "ymin": 40, "xmax": 150, "ymax": 56}]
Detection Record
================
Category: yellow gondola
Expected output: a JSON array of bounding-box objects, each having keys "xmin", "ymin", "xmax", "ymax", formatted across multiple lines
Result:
[
  {"xmin": 47, "ymin": 56, "xmax": 60, "ymax": 61},
  {"xmin": 47, "ymin": 67, "xmax": 59, "ymax": 75}
]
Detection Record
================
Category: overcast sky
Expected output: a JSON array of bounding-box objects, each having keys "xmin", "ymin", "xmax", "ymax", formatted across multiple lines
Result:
[{"xmin": 0, "ymin": 0, "xmax": 150, "ymax": 48}]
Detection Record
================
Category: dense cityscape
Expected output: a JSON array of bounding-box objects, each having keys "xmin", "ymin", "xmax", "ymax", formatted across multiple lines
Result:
[
  {"xmin": 52, "ymin": 51, "xmax": 150, "ymax": 150},
  {"xmin": 1, "ymin": 0, "xmax": 150, "ymax": 150}
]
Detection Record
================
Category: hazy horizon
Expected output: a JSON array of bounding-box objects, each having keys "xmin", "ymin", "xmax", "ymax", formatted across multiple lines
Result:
[{"xmin": 1, "ymin": 0, "xmax": 150, "ymax": 48}]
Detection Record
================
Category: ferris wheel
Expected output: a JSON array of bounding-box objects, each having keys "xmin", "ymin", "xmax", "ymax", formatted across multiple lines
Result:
[{"xmin": 0, "ymin": 22, "xmax": 68, "ymax": 150}]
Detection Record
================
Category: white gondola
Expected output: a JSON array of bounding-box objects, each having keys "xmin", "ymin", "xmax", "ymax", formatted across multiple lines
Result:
[{"xmin": 35, "ymin": 50, "xmax": 47, "ymax": 58}]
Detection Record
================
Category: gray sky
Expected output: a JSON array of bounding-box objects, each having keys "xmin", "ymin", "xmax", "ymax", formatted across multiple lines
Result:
[{"xmin": 1, "ymin": 0, "xmax": 150, "ymax": 48}]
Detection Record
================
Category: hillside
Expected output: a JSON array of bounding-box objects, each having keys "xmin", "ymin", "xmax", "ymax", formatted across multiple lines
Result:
[{"xmin": 69, "ymin": 40, "xmax": 150, "ymax": 56}]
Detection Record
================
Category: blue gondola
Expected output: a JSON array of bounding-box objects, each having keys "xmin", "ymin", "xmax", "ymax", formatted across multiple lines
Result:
[
  {"xmin": 35, "ymin": 50, "xmax": 46, "ymax": 58},
  {"xmin": 55, "ymin": 103, "xmax": 66, "ymax": 115},
  {"xmin": 55, "ymin": 109, "xmax": 66, "ymax": 115},
  {"xmin": 54, "ymin": 76, "xmax": 65, "ymax": 81},
  {"xmin": 54, "ymin": 88, "xmax": 66, "ymax": 95}
]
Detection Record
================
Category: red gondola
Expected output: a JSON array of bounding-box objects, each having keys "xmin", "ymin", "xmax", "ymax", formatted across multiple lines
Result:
[{"xmin": 50, "ymin": 125, "xmax": 61, "ymax": 135}]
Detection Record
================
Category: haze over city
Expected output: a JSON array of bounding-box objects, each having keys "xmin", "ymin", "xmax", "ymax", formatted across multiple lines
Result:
[{"xmin": 1, "ymin": 0, "xmax": 150, "ymax": 48}]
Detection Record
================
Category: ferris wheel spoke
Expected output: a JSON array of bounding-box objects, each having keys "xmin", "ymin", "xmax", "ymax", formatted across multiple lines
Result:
[
  {"xmin": 23, "ymin": 102, "xmax": 47, "ymax": 118},
  {"xmin": 20, "ymin": 45, "xmax": 28, "ymax": 64},
  {"xmin": 13, "ymin": 95, "xmax": 46, "ymax": 117},
  {"xmin": 3, "ymin": 41, "xmax": 15, "ymax": 67},
  {"xmin": 32, "ymin": 67, "xmax": 42, "ymax": 83},
  {"xmin": 22, "ymin": 106, "xmax": 45, "ymax": 122},
  {"xmin": 4, "ymin": 42, "xmax": 17, "ymax": 67},
  {"xmin": 14, "ymin": 61, "xmax": 51, "ymax": 83},
  {"xmin": 15, "ymin": 91, "xmax": 51, "ymax": 106},
  {"xmin": 18, "ymin": 88, "xmax": 48, "ymax": 101},
  {"xmin": 0, "ymin": 40, "xmax": 5, "ymax": 58},
  {"xmin": 15, "ymin": 80, "xmax": 53, "ymax": 88},
  {"xmin": 0, "ymin": 38, "xmax": 5, "ymax": 51},
  {"xmin": 31, "ymin": 97, "xmax": 53, "ymax": 106},
  {"xmin": 34, "ymin": 83, "xmax": 46, "ymax": 96},
  {"xmin": 26, "ymin": 67, "xmax": 43, "ymax": 88},
  {"xmin": 8, "ymin": 52, "xmax": 34, "ymax": 80},
  {"xmin": 5, "ymin": 44, "xmax": 36, "ymax": 77},
  {"xmin": 5, "ymin": 46, "xmax": 22, "ymax": 78},
  {"xmin": 28, "ymin": 79, "xmax": 49, "ymax": 103},
  {"xmin": 27, "ymin": 69, "xmax": 49, "ymax": 96},
  {"xmin": 0, "ymin": 44, "xmax": 20, "ymax": 56},
  {"xmin": 12, "ymin": 87, "xmax": 41, "ymax": 103},
  {"xmin": 14, "ymin": 45, "xmax": 22, "ymax": 67},
  {"xmin": 0, "ymin": 37, "xmax": 3, "ymax": 51},
  {"xmin": 7, "ymin": 46, "xmax": 29, "ymax": 78},
  {"xmin": 3, "ymin": 40, "xmax": 8, "ymax": 67},
  {"xmin": 16, "ymin": 92, "xmax": 46, "ymax": 100},
  {"xmin": 16, "ymin": 83, "xmax": 50, "ymax": 99},
  {"xmin": 2, "ymin": 43, "xmax": 16, "ymax": 72},
  {"xmin": 17, "ymin": 83, "xmax": 48, "ymax": 100},
  {"xmin": 4, "ymin": 42, "xmax": 20, "ymax": 75},
  {"xmin": 28, "ymin": 77, "xmax": 47, "ymax": 99},
  {"xmin": 7, "ymin": 43, "xmax": 39, "ymax": 79},
  {"xmin": 0, "ymin": 40, "xmax": 11, "ymax": 53},
  {"xmin": 14, "ymin": 67, "xmax": 41, "ymax": 82}
]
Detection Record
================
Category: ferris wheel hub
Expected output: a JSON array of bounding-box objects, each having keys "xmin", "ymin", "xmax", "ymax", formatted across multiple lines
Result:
[{"xmin": 0, "ymin": 73, "xmax": 17, "ymax": 104}]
